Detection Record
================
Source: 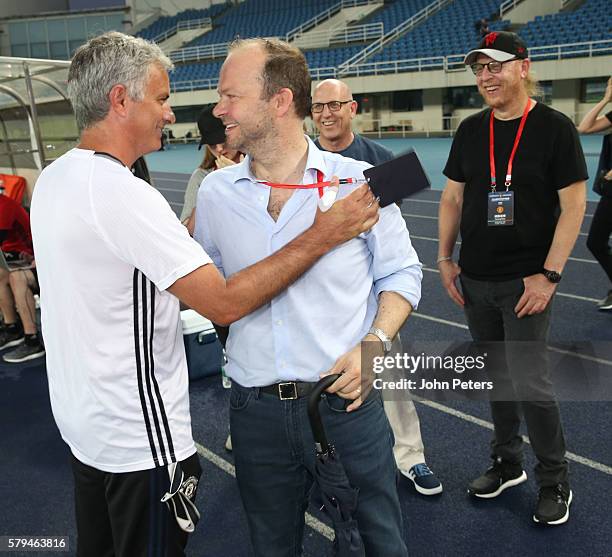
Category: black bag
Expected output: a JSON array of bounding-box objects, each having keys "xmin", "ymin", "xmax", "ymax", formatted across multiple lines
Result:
[
  {"xmin": 593, "ymin": 169, "xmax": 612, "ymax": 197},
  {"xmin": 593, "ymin": 134, "xmax": 612, "ymax": 197}
]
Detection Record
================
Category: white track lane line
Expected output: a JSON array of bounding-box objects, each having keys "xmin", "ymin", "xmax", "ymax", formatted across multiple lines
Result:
[
  {"xmin": 410, "ymin": 313, "xmax": 612, "ymax": 367},
  {"xmin": 194, "ymin": 442, "xmax": 335, "ymax": 541},
  {"xmin": 403, "ymin": 200, "xmax": 595, "ymax": 218},
  {"xmin": 420, "ymin": 267, "xmax": 601, "ymax": 302},
  {"xmin": 402, "ymin": 213, "xmax": 589, "ymax": 237},
  {"xmin": 158, "ymin": 187, "xmax": 189, "ymax": 193},
  {"xmin": 415, "ymin": 400, "xmax": 612, "ymax": 475},
  {"xmin": 409, "ymin": 235, "xmax": 597, "ymax": 265},
  {"xmin": 154, "ymin": 177, "xmax": 190, "ymax": 183}
]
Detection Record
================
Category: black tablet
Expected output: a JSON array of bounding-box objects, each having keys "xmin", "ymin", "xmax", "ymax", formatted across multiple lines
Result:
[{"xmin": 363, "ymin": 150, "xmax": 430, "ymax": 207}]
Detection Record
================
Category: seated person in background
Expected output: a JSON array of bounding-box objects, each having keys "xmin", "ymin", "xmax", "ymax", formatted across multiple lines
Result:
[
  {"xmin": 180, "ymin": 103, "xmax": 243, "ymax": 234},
  {"xmin": 0, "ymin": 184, "xmax": 45, "ymax": 361},
  {"xmin": 4, "ymin": 263, "xmax": 44, "ymax": 363}
]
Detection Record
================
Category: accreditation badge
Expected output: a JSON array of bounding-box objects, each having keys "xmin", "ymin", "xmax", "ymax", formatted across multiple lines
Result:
[{"xmin": 487, "ymin": 191, "xmax": 514, "ymax": 226}]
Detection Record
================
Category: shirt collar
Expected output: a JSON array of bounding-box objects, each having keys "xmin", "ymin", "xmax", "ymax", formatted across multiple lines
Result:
[{"xmin": 232, "ymin": 135, "xmax": 328, "ymax": 184}]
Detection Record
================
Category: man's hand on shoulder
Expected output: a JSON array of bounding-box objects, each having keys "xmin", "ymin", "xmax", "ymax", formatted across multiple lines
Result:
[{"xmin": 312, "ymin": 180, "xmax": 379, "ymax": 249}]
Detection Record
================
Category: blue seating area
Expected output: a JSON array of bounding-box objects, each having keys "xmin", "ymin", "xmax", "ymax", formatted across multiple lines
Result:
[
  {"xmin": 183, "ymin": 0, "xmax": 337, "ymax": 47},
  {"xmin": 518, "ymin": 0, "xmax": 610, "ymax": 48},
  {"xmin": 369, "ymin": 0, "xmax": 508, "ymax": 63},
  {"xmin": 166, "ymin": 0, "xmax": 611, "ymax": 89},
  {"xmin": 170, "ymin": 60, "xmax": 223, "ymax": 90},
  {"xmin": 304, "ymin": 45, "xmax": 364, "ymax": 69},
  {"xmin": 366, "ymin": 0, "xmax": 443, "ymax": 29},
  {"xmin": 137, "ymin": 6, "xmax": 227, "ymax": 42},
  {"xmin": 169, "ymin": 44, "xmax": 363, "ymax": 89}
]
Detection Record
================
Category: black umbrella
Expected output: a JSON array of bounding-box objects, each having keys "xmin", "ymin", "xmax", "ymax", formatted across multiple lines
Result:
[{"xmin": 308, "ymin": 374, "xmax": 366, "ymax": 557}]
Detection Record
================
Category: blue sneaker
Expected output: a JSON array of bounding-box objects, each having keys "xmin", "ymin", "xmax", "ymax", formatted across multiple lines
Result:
[{"xmin": 403, "ymin": 463, "xmax": 443, "ymax": 495}]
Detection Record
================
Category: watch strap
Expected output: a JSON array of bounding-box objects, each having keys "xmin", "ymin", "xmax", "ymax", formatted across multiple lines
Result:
[{"xmin": 367, "ymin": 327, "xmax": 393, "ymax": 353}]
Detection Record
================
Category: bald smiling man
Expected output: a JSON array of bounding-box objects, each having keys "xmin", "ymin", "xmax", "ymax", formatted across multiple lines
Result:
[
  {"xmin": 311, "ymin": 78, "xmax": 444, "ymax": 498},
  {"xmin": 312, "ymin": 78, "xmax": 395, "ymax": 165}
]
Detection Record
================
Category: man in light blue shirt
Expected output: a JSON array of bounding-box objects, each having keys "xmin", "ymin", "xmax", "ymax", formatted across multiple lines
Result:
[{"xmin": 194, "ymin": 38, "xmax": 421, "ymax": 557}]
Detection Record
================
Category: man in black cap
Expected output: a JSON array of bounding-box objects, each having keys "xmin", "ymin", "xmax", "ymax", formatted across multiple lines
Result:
[
  {"xmin": 438, "ymin": 31, "xmax": 587, "ymax": 525},
  {"xmin": 180, "ymin": 104, "xmax": 242, "ymax": 231}
]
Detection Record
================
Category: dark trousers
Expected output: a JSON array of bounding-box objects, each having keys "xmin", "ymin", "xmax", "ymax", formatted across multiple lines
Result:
[
  {"xmin": 229, "ymin": 382, "xmax": 408, "ymax": 557},
  {"xmin": 586, "ymin": 195, "xmax": 612, "ymax": 283},
  {"xmin": 71, "ymin": 452, "xmax": 201, "ymax": 557},
  {"xmin": 460, "ymin": 274, "xmax": 569, "ymax": 488}
]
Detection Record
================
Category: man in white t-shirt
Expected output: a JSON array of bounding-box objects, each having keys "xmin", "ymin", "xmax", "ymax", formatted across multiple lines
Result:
[{"xmin": 30, "ymin": 32, "xmax": 378, "ymax": 557}]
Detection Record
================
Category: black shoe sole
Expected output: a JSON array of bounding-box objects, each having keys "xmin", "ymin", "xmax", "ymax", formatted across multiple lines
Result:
[
  {"xmin": 3, "ymin": 349, "xmax": 45, "ymax": 363},
  {"xmin": 468, "ymin": 471, "xmax": 527, "ymax": 499},
  {"xmin": 0, "ymin": 337, "xmax": 24, "ymax": 350},
  {"xmin": 533, "ymin": 490, "xmax": 573, "ymax": 525}
]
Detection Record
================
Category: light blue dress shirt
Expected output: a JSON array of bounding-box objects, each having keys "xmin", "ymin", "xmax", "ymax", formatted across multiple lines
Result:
[{"xmin": 194, "ymin": 136, "xmax": 422, "ymax": 387}]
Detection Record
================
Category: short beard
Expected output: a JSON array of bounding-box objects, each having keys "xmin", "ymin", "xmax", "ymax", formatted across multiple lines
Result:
[{"xmin": 231, "ymin": 117, "xmax": 276, "ymax": 158}]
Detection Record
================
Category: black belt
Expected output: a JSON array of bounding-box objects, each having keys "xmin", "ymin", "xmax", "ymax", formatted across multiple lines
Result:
[{"xmin": 260, "ymin": 381, "xmax": 318, "ymax": 400}]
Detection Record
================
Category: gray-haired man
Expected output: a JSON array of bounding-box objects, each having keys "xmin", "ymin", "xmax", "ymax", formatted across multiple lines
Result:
[{"xmin": 30, "ymin": 32, "xmax": 378, "ymax": 556}]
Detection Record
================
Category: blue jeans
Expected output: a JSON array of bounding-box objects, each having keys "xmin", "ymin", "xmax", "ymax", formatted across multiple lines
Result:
[{"xmin": 229, "ymin": 382, "xmax": 408, "ymax": 557}]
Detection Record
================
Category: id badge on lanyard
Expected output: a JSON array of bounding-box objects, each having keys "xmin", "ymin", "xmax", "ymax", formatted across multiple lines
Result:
[
  {"xmin": 487, "ymin": 101, "xmax": 530, "ymax": 227},
  {"xmin": 488, "ymin": 191, "xmax": 514, "ymax": 226}
]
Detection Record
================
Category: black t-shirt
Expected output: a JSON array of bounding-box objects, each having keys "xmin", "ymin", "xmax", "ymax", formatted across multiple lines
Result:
[
  {"xmin": 444, "ymin": 102, "xmax": 588, "ymax": 281},
  {"xmin": 315, "ymin": 133, "xmax": 394, "ymax": 166}
]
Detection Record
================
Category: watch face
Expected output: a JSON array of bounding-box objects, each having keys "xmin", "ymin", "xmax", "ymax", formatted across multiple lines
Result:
[{"xmin": 545, "ymin": 270, "xmax": 561, "ymax": 283}]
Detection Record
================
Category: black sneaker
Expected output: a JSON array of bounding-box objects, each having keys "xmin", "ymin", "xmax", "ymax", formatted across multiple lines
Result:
[
  {"xmin": 533, "ymin": 484, "xmax": 572, "ymax": 525},
  {"xmin": 468, "ymin": 457, "xmax": 527, "ymax": 498},
  {"xmin": 3, "ymin": 336, "xmax": 45, "ymax": 363},
  {"xmin": 0, "ymin": 325, "xmax": 24, "ymax": 350},
  {"xmin": 598, "ymin": 290, "xmax": 612, "ymax": 311}
]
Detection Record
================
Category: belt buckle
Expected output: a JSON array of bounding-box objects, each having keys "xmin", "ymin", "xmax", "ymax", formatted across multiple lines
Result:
[{"xmin": 278, "ymin": 382, "xmax": 298, "ymax": 400}]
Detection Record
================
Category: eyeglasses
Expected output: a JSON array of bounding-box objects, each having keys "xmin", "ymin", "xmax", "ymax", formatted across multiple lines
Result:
[
  {"xmin": 311, "ymin": 100, "xmax": 353, "ymax": 113},
  {"xmin": 470, "ymin": 58, "xmax": 516, "ymax": 76}
]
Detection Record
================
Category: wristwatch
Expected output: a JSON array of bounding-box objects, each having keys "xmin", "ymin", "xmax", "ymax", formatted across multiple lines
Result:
[
  {"xmin": 367, "ymin": 327, "xmax": 393, "ymax": 354},
  {"xmin": 541, "ymin": 268, "xmax": 562, "ymax": 283}
]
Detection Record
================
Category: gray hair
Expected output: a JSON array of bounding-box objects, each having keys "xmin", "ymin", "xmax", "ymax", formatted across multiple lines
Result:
[{"xmin": 67, "ymin": 31, "xmax": 173, "ymax": 131}]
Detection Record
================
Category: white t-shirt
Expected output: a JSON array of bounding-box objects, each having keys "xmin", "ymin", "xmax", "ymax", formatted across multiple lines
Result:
[{"xmin": 31, "ymin": 149, "xmax": 211, "ymax": 473}]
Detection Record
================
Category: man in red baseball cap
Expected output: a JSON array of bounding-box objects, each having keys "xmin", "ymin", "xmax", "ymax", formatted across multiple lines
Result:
[
  {"xmin": 439, "ymin": 30, "xmax": 587, "ymax": 525},
  {"xmin": 464, "ymin": 30, "xmax": 529, "ymax": 66}
]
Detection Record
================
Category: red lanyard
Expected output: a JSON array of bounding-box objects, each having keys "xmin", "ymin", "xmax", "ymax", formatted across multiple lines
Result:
[
  {"xmin": 489, "ymin": 100, "xmax": 530, "ymax": 191},
  {"xmin": 258, "ymin": 170, "xmax": 362, "ymax": 198}
]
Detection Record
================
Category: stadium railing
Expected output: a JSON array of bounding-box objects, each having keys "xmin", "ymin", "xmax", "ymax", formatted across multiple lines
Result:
[
  {"xmin": 337, "ymin": 0, "xmax": 452, "ymax": 73},
  {"xmin": 342, "ymin": 38, "xmax": 612, "ymax": 76},
  {"xmin": 285, "ymin": 0, "xmax": 383, "ymax": 42},
  {"xmin": 169, "ymin": 1, "xmax": 385, "ymax": 65},
  {"xmin": 289, "ymin": 22, "xmax": 384, "ymax": 49},
  {"xmin": 499, "ymin": 0, "xmax": 527, "ymax": 18},
  {"xmin": 151, "ymin": 17, "xmax": 212, "ymax": 44},
  {"xmin": 170, "ymin": 23, "xmax": 383, "ymax": 64},
  {"xmin": 170, "ymin": 65, "xmax": 337, "ymax": 93},
  {"xmin": 170, "ymin": 42, "xmax": 229, "ymax": 64},
  {"xmin": 168, "ymin": 37, "xmax": 611, "ymax": 92}
]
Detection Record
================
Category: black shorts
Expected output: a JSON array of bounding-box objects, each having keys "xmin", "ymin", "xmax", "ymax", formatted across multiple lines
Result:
[{"xmin": 71, "ymin": 452, "xmax": 202, "ymax": 557}]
